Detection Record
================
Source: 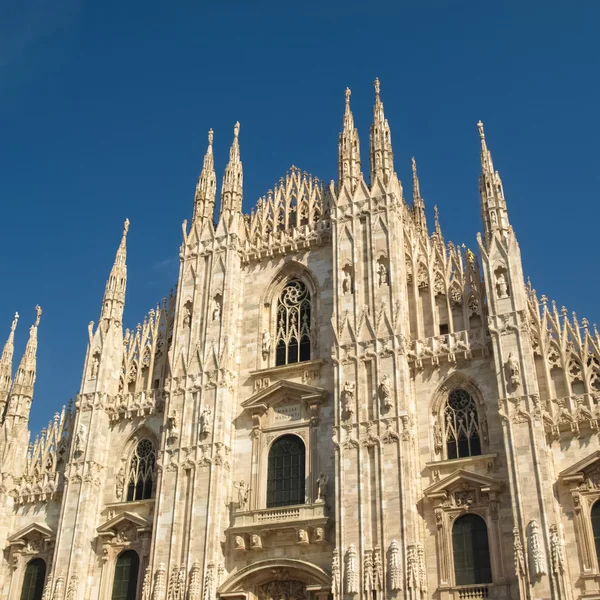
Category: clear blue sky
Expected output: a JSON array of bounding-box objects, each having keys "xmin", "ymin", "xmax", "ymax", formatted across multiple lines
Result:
[{"xmin": 1, "ymin": 1, "xmax": 599, "ymax": 434}]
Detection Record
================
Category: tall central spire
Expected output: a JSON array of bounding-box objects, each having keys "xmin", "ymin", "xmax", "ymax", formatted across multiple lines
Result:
[
  {"xmin": 0, "ymin": 313, "xmax": 19, "ymax": 418},
  {"xmin": 6, "ymin": 306, "xmax": 41, "ymax": 420},
  {"xmin": 193, "ymin": 129, "xmax": 217, "ymax": 222},
  {"xmin": 100, "ymin": 220, "xmax": 129, "ymax": 326},
  {"xmin": 338, "ymin": 88, "xmax": 362, "ymax": 192},
  {"xmin": 478, "ymin": 121, "xmax": 510, "ymax": 246},
  {"xmin": 369, "ymin": 78, "xmax": 394, "ymax": 185},
  {"xmin": 221, "ymin": 122, "xmax": 243, "ymax": 215}
]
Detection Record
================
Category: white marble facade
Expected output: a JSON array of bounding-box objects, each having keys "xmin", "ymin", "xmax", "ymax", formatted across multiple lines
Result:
[{"xmin": 0, "ymin": 81, "xmax": 597, "ymax": 600}]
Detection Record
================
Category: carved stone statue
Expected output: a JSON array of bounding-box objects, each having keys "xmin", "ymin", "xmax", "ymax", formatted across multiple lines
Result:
[
  {"xmin": 506, "ymin": 352, "xmax": 521, "ymax": 388},
  {"xmin": 496, "ymin": 271, "xmax": 509, "ymax": 299},
  {"xmin": 378, "ymin": 374, "xmax": 392, "ymax": 410},
  {"xmin": 199, "ymin": 406, "xmax": 212, "ymax": 437},
  {"xmin": 513, "ymin": 527, "xmax": 526, "ymax": 578},
  {"xmin": 345, "ymin": 544, "xmax": 358, "ymax": 594},
  {"xmin": 433, "ymin": 421, "xmax": 443, "ymax": 455},
  {"xmin": 297, "ymin": 529, "xmax": 309, "ymax": 544},
  {"xmin": 342, "ymin": 269, "xmax": 352, "ymax": 295},
  {"xmin": 314, "ymin": 527, "xmax": 325, "ymax": 543},
  {"xmin": 90, "ymin": 354, "xmax": 99, "ymax": 379},
  {"xmin": 528, "ymin": 519, "xmax": 547, "ymax": 577},
  {"xmin": 167, "ymin": 410, "xmax": 179, "ymax": 443},
  {"xmin": 75, "ymin": 424, "xmax": 87, "ymax": 455},
  {"xmin": 363, "ymin": 549, "xmax": 373, "ymax": 592},
  {"xmin": 234, "ymin": 480, "xmax": 251, "ymax": 511},
  {"xmin": 261, "ymin": 330, "xmax": 271, "ymax": 359},
  {"xmin": 212, "ymin": 296, "xmax": 221, "ymax": 321},
  {"xmin": 115, "ymin": 465, "xmax": 125, "ymax": 501},
  {"xmin": 234, "ymin": 536, "xmax": 246, "ymax": 551},
  {"xmin": 316, "ymin": 472, "xmax": 329, "ymax": 501},
  {"xmin": 183, "ymin": 302, "xmax": 192, "ymax": 328},
  {"xmin": 250, "ymin": 533, "xmax": 263, "ymax": 550},
  {"xmin": 342, "ymin": 381, "xmax": 355, "ymax": 418},
  {"xmin": 377, "ymin": 262, "xmax": 388, "ymax": 287}
]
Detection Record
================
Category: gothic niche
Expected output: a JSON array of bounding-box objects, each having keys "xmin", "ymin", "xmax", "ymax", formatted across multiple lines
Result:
[
  {"xmin": 378, "ymin": 374, "xmax": 392, "ymax": 411},
  {"xmin": 377, "ymin": 256, "xmax": 389, "ymax": 287},
  {"xmin": 505, "ymin": 353, "xmax": 521, "ymax": 390},
  {"xmin": 90, "ymin": 351, "xmax": 100, "ymax": 379},
  {"xmin": 494, "ymin": 266, "xmax": 509, "ymax": 299},
  {"xmin": 341, "ymin": 381, "xmax": 355, "ymax": 420},
  {"xmin": 341, "ymin": 264, "xmax": 353, "ymax": 295},
  {"xmin": 258, "ymin": 580, "xmax": 306, "ymax": 600}
]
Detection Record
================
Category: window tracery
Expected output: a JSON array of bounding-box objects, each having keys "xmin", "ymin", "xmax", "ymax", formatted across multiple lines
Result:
[
  {"xmin": 125, "ymin": 439, "xmax": 156, "ymax": 502},
  {"xmin": 443, "ymin": 388, "xmax": 482, "ymax": 460},
  {"xmin": 275, "ymin": 280, "xmax": 312, "ymax": 366}
]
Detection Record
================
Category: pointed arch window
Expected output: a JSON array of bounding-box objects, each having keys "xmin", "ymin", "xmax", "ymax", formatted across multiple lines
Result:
[
  {"xmin": 275, "ymin": 280, "xmax": 312, "ymax": 366},
  {"xmin": 452, "ymin": 514, "xmax": 492, "ymax": 585},
  {"xmin": 444, "ymin": 388, "xmax": 482, "ymax": 459},
  {"xmin": 126, "ymin": 439, "xmax": 156, "ymax": 502},
  {"xmin": 111, "ymin": 550, "xmax": 139, "ymax": 600},
  {"xmin": 20, "ymin": 558, "xmax": 46, "ymax": 600},
  {"xmin": 267, "ymin": 435, "xmax": 306, "ymax": 508}
]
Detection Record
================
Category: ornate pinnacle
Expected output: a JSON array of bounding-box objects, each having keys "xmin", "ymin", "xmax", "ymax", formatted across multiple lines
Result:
[
  {"xmin": 234, "ymin": 121, "xmax": 240, "ymax": 138},
  {"xmin": 208, "ymin": 128, "xmax": 214, "ymax": 146},
  {"xmin": 374, "ymin": 77, "xmax": 380, "ymax": 97},
  {"xmin": 345, "ymin": 87, "xmax": 351, "ymax": 106},
  {"xmin": 477, "ymin": 120, "xmax": 485, "ymax": 140},
  {"xmin": 123, "ymin": 219, "xmax": 130, "ymax": 238}
]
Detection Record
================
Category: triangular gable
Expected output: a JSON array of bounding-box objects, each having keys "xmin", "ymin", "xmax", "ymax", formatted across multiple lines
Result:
[
  {"xmin": 559, "ymin": 450, "xmax": 600, "ymax": 485},
  {"xmin": 7, "ymin": 522, "xmax": 54, "ymax": 546},
  {"xmin": 424, "ymin": 469, "xmax": 502, "ymax": 501},
  {"xmin": 242, "ymin": 380, "xmax": 328, "ymax": 416},
  {"xmin": 97, "ymin": 511, "xmax": 152, "ymax": 537}
]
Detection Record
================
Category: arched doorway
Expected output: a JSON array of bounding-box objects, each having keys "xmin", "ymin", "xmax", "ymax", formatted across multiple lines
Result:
[
  {"xmin": 111, "ymin": 550, "xmax": 140, "ymax": 600},
  {"xmin": 20, "ymin": 558, "xmax": 46, "ymax": 600}
]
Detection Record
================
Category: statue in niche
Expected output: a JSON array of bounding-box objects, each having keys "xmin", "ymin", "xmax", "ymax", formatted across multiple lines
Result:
[
  {"xmin": 167, "ymin": 410, "xmax": 179, "ymax": 443},
  {"xmin": 90, "ymin": 353, "xmax": 99, "ymax": 379},
  {"xmin": 316, "ymin": 472, "xmax": 329, "ymax": 501},
  {"xmin": 433, "ymin": 421, "xmax": 443, "ymax": 455},
  {"xmin": 115, "ymin": 465, "xmax": 125, "ymax": 501},
  {"xmin": 341, "ymin": 381, "xmax": 355, "ymax": 418},
  {"xmin": 199, "ymin": 406, "xmax": 212, "ymax": 437},
  {"xmin": 506, "ymin": 353, "xmax": 521, "ymax": 389},
  {"xmin": 234, "ymin": 480, "xmax": 251, "ymax": 511},
  {"xmin": 212, "ymin": 295, "xmax": 222, "ymax": 321},
  {"xmin": 378, "ymin": 374, "xmax": 393, "ymax": 410},
  {"xmin": 342, "ymin": 267, "xmax": 352, "ymax": 295},
  {"xmin": 261, "ymin": 330, "xmax": 271, "ymax": 360},
  {"xmin": 75, "ymin": 424, "xmax": 87, "ymax": 455},
  {"xmin": 183, "ymin": 301, "xmax": 192, "ymax": 328},
  {"xmin": 491, "ymin": 211, "xmax": 498, "ymax": 226},
  {"xmin": 496, "ymin": 271, "xmax": 509, "ymax": 299},
  {"xmin": 377, "ymin": 261, "xmax": 388, "ymax": 287}
]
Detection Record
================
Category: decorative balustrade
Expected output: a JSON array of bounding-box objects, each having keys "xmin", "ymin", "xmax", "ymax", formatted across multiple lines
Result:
[
  {"xmin": 407, "ymin": 329, "xmax": 487, "ymax": 367},
  {"xmin": 229, "ymin": 502, "xmax": 327, "ymax": 532},
  {"xmin": 541, "ymin": 392, "xmax": 600, "ymax": 437},
  {"xmin": 103, "ymin": 389, "xmax": 165, "ymax": 421},
  {"xmin": 456, "ymin": 585, "xmax": 489, "ymax": 599}
]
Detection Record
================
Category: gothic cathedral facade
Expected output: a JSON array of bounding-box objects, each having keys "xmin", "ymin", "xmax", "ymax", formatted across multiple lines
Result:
[{"xmin": 0, "ymin": 82, "xmax": 598, "ymax": 600}]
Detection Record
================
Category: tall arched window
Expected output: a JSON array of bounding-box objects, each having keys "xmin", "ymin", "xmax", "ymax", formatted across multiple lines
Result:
[
  {"xmin": 452, "ymin": 514, "xmax": 492, "ymax": 585},
  {"xmin": 592, "ymin": 501, "xmax": 600, "ymax": 568},
  {"xmin": 444, "ymin": 388, "xmax": 482, "ymax": 459},
  {"xmin": 267, "ymin": 435, "xmax": 306, "ymax": 508},
  {"xmin": 126, "ymin": 439, "xmax": 156, "ymax": 502},
  {"xmin": 111, "ymin": 550, "xmax": 139, "ymax": 600},
  {"xmin": 275, "ymin": 279, "xmax": 312, "ymax": 366},
  {"xmin": 20, "ymin": 558, "xmax": 46, "ymax": 600}
]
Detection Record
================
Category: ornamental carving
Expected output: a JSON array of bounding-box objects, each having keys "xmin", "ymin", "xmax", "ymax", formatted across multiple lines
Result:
[
  {"xmin": 257, "ymin": 581, "xmax": 306, "ymax": 600},
  {"xmin": 332, "ymin": 550, "xmax": 341, "ymax": 600},
  {"xmin": 527, "ymin": 519, "xmax": 547, "ymax": 578},
  {"xmin": 345, "ymin": 544, "xmax": 358, "ymax": 594},
  {"xmin": 388, "ymin": 539, "xmax": 402, "ymax": 591}
]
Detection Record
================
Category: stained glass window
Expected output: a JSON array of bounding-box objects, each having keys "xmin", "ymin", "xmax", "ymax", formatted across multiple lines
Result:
[
  {"xmin": 275, "ymin": 280, "xmax": 312, "ymax": 366},
  {"xmin": 452, "ymin": 514, "xmax": 492, "ymax": 585},
  {"xmin": 126, "ymin": 439, "xmax": 156, "ymax": 502},
  {"xmin": 444, "ymin": 389, "xmax": 482, "ymax": 459}
]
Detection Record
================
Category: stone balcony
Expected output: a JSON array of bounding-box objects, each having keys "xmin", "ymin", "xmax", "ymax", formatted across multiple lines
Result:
[{"xmin": 227, "ymin": 502, "xmax": 329, "ymax": 549}]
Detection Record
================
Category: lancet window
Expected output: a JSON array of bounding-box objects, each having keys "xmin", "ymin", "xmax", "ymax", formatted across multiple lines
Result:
[
  {"xmin": 443, "ymin": 388, "xmax": 482, "ymax": 459},
  {"xmin": 452, "ymin": 514, "xmax": 492, "ymax": 585},
  {"xmin": 267, "ymin": 435, "xmax": 306, "ymax": 508},
  {"xmin": 126, "ymin": 439, "xmax": 156, "ymax": 502},
  {"xmin": 275, "ymin": 279, "xmax": 312, "ymax": 366}
]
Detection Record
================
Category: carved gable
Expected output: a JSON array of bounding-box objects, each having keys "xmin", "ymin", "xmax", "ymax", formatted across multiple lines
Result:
[{"xmin": 424, "ymin": 469, "xmax": 503, "ymax": 507}]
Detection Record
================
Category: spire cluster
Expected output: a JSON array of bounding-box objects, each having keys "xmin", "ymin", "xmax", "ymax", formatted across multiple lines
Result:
[
  {"xmin": 369, "ymin": 78, "xmax": 394, "ymax": 185},
  {"xmin": 338, "ymin": 88, "xmax": 362, "ymax": 192}
]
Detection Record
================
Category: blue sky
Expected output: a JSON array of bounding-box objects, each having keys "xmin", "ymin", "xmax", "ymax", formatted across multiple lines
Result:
[{"xmin": 1, "ymin": 1, "xmax": 599, "ymax": 434}]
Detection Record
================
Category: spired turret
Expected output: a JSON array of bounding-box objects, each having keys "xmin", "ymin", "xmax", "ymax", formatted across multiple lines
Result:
[
  {"xmin": 478, "ymin": 120, "xmax": 511, "ymax": 247},
  {"xmin": 193, "ymin": 129, "xmax": 217, "ymax": 222},
  {"xmin": 338, "ymin": 88, "xmax": 362, "ymax": 193},
  {"xmin": 0, "ymin": 313, "xmax": 18, "ymax": 420},
  {"xmin": 5, "ymin": 306, "xmax": 41, "ymax": 422},
  {"xmin": 369, "ymin": 78, "xmax": 394, "ymax": 186},
  {"xmin": 100, "ymin": 219, "xmax": 129, "ymax": 328},
  {"xmin": 220, "ymin": 122, "xmax": 243, "ymax": 215},
  {"xmin": 411, "ymin": 157, "xmax": 427, "ymax": 235}
]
